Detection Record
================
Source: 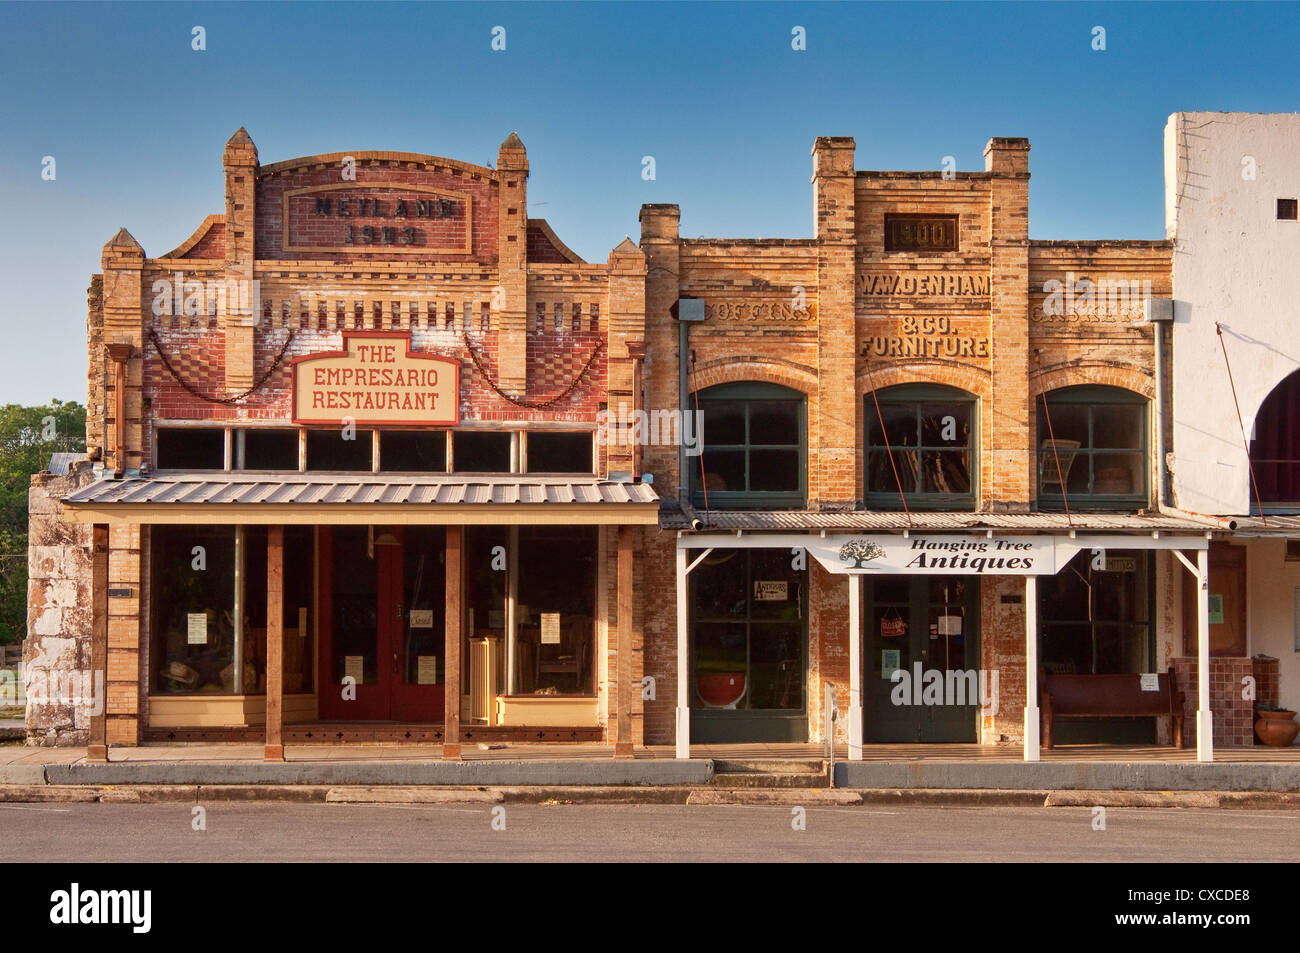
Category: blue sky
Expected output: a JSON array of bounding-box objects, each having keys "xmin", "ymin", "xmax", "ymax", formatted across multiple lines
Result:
[{"xmin": 2, "ymin": 1, "xmax": 1298, "ymax": 405}]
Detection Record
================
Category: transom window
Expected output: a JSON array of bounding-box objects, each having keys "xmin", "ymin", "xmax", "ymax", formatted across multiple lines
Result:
[
  {"xmin": 693, "ymin": 382, "xmax": 806, "ymax": 510},
  {"xmin": 1037, "ymin": 385, "xmax": 1148, "ymax": 510},
  {"xmin": 865, "ymin": 385, "xmax": 976, "ymax": 509}
]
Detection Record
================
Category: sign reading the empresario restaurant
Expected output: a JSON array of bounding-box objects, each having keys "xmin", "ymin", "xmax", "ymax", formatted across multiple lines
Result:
[{"xmin": 292, "ymin": 332, "xmax": 460, "ymax": 426}]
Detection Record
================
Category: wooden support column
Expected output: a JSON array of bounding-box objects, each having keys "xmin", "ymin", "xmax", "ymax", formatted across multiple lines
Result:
[
  {"xmin": 264, "ymin": 525, "xmax": 284, "ymax": 761},
  {"xmin": 615, "ymin": 525, "xmax": 635, "ymax": 758},
  {"xmin": 87, "ymin": 524, "xmax": 109, "ymax": 762},
  {"xmin": 443, "ymin": 526, "xmax": 463, "ymax": 760}
]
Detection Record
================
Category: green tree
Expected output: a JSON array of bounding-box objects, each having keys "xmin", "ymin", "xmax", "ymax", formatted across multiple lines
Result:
[{"xmin": 0, "ymin": 401, "xmax": 86, "ymax": 644}]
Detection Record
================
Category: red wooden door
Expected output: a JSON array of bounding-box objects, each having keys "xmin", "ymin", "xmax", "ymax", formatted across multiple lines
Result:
[
  {"xmin": 318, "ymin": 526, "xmax": 392, "ymax": 720},
  {"xmin": 390, "ymin": 525, "xmax": 447, "ymax": 721}
]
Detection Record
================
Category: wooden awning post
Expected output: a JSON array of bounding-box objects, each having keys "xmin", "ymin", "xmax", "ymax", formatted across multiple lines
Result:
[
  {"xmin": 615, "ymin": 525, "xmax": 634, "ymax": 758},
  {"xmin": 1024, "ymin": 575, "xmax": 1041, "ymax": 762},
  {"xmin": 675, "ymin": 545, "xmax": 690, "ymax": 759},
  {"xmin": 1196, "ymin": 547, "xmax": 1214, "ymax": 762},
  {"xmin": 443, "ymin": 525, "xmax": 463, "ymax": 760},
  {"xmin": 847, "ymin": 574, "xmax": 863, "ymax": 761},
  {"xmin": 264, "ymin": 525, "xmax": 284, "ymax": 761},
  {"xmin": 87, "ymin": 524, "xmax": 109, "ymax": 762}
]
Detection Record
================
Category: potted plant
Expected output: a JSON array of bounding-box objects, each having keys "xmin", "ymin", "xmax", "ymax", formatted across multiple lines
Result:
[{"xmin": 1255, "ymin": 703, "xmax": 1300, "ymax": 747}]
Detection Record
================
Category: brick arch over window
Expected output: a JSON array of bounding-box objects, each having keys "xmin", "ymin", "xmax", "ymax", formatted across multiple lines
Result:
[
  {"xmin": 689, "ymin": 358, "xmax": 818, "ymax": 397},
  {"xmin": 1029, "ymin": 363, "xmax": 1154, "ymax": 400},
  {"xmin": 855, "ymin": 361, "xmax": 991, "ymax": 402},
  {"xmin": 1249, "ymin": 367, "xmax": 1300, "ymax": 505}
]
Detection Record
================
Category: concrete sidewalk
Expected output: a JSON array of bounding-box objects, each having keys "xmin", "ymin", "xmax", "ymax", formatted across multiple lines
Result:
[{"xmin": 4, "ymin": 740, "xmax": 1300, "ymax": 793}]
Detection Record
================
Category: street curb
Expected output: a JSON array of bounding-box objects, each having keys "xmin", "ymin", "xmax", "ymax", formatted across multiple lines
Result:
[
  {"xmin": 1044, "ymin": 789, "xmax": 1300, "ymax": 809},
  {"xmin": 687, "ymin": 789, "xmax": 864, "ymax": 805},
  {"xmin": 42, "ymin": 759, "xmax": 715, "ymax": 788},
  {"xmin": 855, "ymin": 788, "xmax": 1049, "ymax": 807}
]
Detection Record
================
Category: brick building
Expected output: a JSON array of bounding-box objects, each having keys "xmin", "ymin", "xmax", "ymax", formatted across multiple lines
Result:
[{"xmin": 26, "ymin": 127, "xmax": 1233, "ymax": 760}]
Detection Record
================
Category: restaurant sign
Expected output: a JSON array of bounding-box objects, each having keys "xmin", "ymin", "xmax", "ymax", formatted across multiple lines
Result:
[
  {"xmin": 807, "ymin": 535, "xmax": 1061, "ymax": 576},
  {"xmin": 292, "ymin": 332, "xmax": 460, "ymax": 426}
]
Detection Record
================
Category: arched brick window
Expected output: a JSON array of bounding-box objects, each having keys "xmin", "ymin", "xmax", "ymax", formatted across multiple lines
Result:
[
  {"xmin": 692, "ymin": 382, "xmax": 806, "ymax": 509},
  {"xmin": 864, "ymin": 384, "xmax": 977, "ymax": 510},
  {"xmin": 1250, "ymin": 369, "xmax": 1300, "ymax": 507},
  {"xmin": 1037, "ymin": 385, "xmax": 1148, "ymax": 511}
]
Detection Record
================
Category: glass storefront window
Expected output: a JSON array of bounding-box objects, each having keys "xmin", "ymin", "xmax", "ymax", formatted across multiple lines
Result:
[
  {"xmin": 691, "ymin": 549, "xmax": 805, "ymax": 711},
  {"xmin": 1038, "ymin": 549, "xmax": 1152, "ymax": 674},
  {"xmin": 512, "ymin": 526, "xmax": 597, "ymax": 695}
]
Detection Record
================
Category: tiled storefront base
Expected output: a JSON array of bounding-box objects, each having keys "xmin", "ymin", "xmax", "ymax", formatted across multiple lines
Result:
[{"xmin": 1174, "ymin": 657, "xmax": 1254, "ymax": 747}]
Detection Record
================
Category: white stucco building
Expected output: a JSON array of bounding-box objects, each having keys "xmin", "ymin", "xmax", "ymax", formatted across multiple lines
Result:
[{"xmin": 1167, "ymin": 111, "xmax": 1300, "ymax": 726}]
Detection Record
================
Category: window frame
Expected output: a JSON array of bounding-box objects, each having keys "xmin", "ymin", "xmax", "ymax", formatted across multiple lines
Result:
[
  {"xmin": 863, "ymin": 384, "xmax": 978, "ymax": 511},
  {"xmin": 690, "ymin": 381, "xmax": 807, "ymax": 510},
  {"xmin": 1036, "ymin": 385, "xmax": 1149, "ymax": 511}
]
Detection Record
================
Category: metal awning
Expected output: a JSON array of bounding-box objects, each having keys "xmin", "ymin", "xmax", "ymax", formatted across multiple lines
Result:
[
  {"xmin": 61, "ymin": 473, "xmax": 660, "ymax": 525},
  {"xmin": 660, "ymin": 507, "xmax": 1219, "ymax": 534}
]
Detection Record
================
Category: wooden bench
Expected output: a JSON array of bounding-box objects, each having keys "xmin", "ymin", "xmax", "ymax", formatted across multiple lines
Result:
[{"xmin": 1040, "ymin": 667, "xmax": 1185, "ymax": 748}]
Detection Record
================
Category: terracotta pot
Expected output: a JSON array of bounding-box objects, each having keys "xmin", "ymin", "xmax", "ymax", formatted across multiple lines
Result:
[{"xmin": 1255, "ymin": 709, "xmax": 1300, "ymax": 747}]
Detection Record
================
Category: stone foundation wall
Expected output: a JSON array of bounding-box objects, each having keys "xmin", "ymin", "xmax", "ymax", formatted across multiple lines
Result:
[{"xmin": 25, "ymin": 463, "xmax": 96, "ymax": 744}]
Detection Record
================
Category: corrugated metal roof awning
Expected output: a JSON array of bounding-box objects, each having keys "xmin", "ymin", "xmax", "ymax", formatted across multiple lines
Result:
[
  {"xmin": 62, "ymin": 473, "xmax": 660, "ymax": 526},
  {"xmin": 660, "ymin": 508, "xmax": 1218, "ymax": 534}
]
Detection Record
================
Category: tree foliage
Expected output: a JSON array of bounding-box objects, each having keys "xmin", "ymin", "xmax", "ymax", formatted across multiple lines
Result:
[{"xmin": 0, "ymin": 400, "xmax": 86, "ymax": 644}]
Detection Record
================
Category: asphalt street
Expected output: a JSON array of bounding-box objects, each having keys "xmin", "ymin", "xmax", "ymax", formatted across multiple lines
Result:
[{"xmin": 2, "ymin": 802, "xmax": 1298, "ymax": 862}]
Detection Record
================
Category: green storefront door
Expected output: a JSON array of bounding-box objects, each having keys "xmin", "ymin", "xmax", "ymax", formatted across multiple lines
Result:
[{"xmin": 863, "ymin": 575, "xmax": 981, "ymax": 743}]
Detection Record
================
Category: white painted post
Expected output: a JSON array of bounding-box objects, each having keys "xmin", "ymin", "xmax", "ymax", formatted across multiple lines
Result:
[
  {"xmin": 1024, "ymin": 575, "xmax": 1040, "ymax": 762},
  {"xmin": 848, "ymin": 574, "xmax": 863, "ymax": 760},
  {"xmin": 675, "ymin": 545, "xmax": 691, "ymax": 760},
  {"xmin": 1197, "ymin": 548, "xmax": 1214, "ymax": 762}
]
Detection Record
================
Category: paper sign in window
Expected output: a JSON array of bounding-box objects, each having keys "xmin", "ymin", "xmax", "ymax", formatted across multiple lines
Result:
[
  {"xmin": 344, "ymin": 656, "xmax": 365, "ymax": 683},
  {"xmin": 1208, "ymin": 594, "xmax": 1225, "ymax": 625},
  {"xmin": 754, "ymin": 581, "xmax": 788, "ymax": 601},
  {"xmin": 416, "ymin": 656, "xmax": 439, "ymax": 684},
  {"xmin": 1139, "ymin": 673, "xmax": 1160, "ymax": 692},
  {"xmin": 409, "ymin": 609, "xmax": 434, "ymax": 628},
  {"xmin": 187, "ymin": 613, "xmax": 208, "ymax": 645},
  {"xmin": 541, "ymin": 613, "xmax": 561, "ymax": 645},
  {"xmin": 938, "ymin": 614, "xmax": 962, "ymax": 636},
  {"xmin": 882, "ymin": 649, "xmax": 901, "ymax": 680}
]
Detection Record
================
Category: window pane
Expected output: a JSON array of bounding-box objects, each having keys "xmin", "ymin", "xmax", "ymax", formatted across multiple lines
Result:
[
  {"xmin": 700, "ymin": 448, "xmax": 746, "ymax": 493},
  {"xmin": 749, "ymin": 449, "xmax": 799, "ymax": 492},
  {"xmin": 693, "ymin": 551, "xmax": 747, "ymax": 619},
  {"xmin": 151, "ymin": 526, "xmax": 235, "ymax": 693},
  {"xmin": 867, "ymin": 403, "xmax": 915, "ymax": 447},
  {"xmin": 514, "ymin": 526, "xmax": 596, "ymax": 695},
  {"xmin": 920, "ymin": 403, "xmax": 970, "ymax": 447},
  {"xmin": 748, "ymin": 623, "xmax": 803, "ymax": 709},
  {"xmin": 701, "ymin": 400, "xmax": 745, "ymax": 445},
  {"xmin": 453, "ymin": 431, "xmax": 512, "ymax": 472},
  {"xmin": 381, "ymin": 431, "xmax": 446, "ymax": 472},
  {"xmin": 156, "ymin": 428, "xmax": 224, "ymax": 469},
  {"xmin": 867, "ymin": 448, "xmax": 918, "ymax": 493},
  {"xmin": 750, "ymin": 401, "xmax": 799, "ymax": 446},
  {"xmin": 241, "ymin": 429, "xmax": 298, "ymax": 470},
  {"xmin": 1093, "ymin": 453, "xmax": 1142, "ymax": 495},
  {"xmin": 921, "ymin": 450, "xmax": 970, "ymax": 494},
  {"xmin": 307, "ymin": 429, "xmax": 373, "ymax": 471},
  {"xmin": 329, "ymin": 526, "xmax": 379, "ymax": 685},
  {"xmin": 1044, "ymin": 403, "xmax": 1088, "ymax": 445},
  {"xmin": 1093, "ymin": 404, "xmax": 1142, "ymax": 449},
  {"xmin": 527, "ymin": 432, "xmax": 592, "ymax": 473},
  {"xmin": 694, "ymin": 623, "xmax": 747, "ymax": 706}
]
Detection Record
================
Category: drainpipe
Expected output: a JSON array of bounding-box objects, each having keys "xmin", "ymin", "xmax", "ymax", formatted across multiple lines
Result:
[
  {"xmin": 1154, "ymin": 319, "xmax": 1167, "ymax": 507},
  {"xmin": 677, "ymin": 317, "xmax": 690, "ymax": 504}
]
